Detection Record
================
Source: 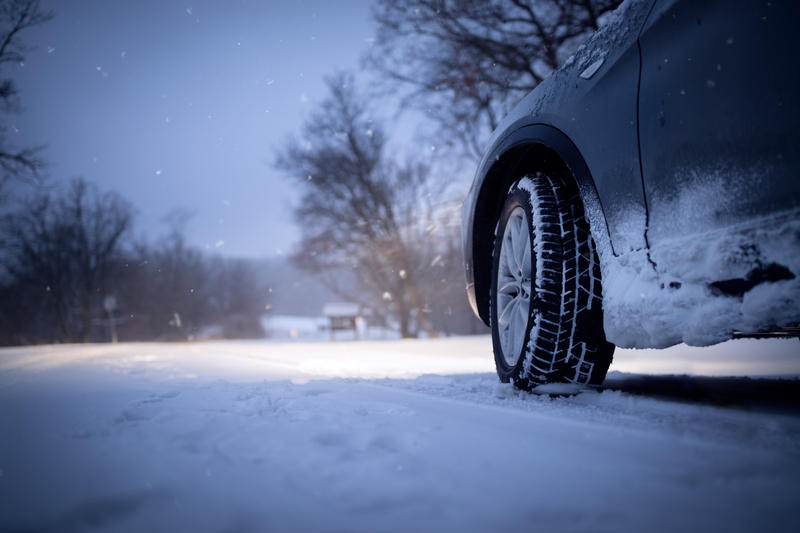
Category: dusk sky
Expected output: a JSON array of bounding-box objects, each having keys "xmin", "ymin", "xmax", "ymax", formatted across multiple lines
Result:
[{"xmin": 11, "ymin": 0, "xmax": 377, "ymax": 258}]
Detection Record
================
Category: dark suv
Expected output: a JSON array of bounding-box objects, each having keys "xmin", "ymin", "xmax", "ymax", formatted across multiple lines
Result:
[{"xmin": 461, "ymin": 0, "xmax": 800, "ymax": 389}]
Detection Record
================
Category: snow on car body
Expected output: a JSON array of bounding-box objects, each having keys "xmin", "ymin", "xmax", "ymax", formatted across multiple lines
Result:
[{"xmin": 462, "ymin": 0, "xmax": 800, "ymax": 388}]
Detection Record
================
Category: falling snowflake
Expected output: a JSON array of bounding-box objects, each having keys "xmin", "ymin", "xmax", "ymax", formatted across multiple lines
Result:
[{"xmin": 155, "ymin": 169, "xmax": 162, "ymax": 175}]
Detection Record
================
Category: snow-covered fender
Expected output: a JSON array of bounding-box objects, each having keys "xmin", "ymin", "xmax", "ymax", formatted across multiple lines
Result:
[
  {"xmin": 462, "ymin": 123, "xmax": 612, "ymax": 325},
  {"xmin": 463, "ymin": 0, "xmax": 656, "ymax": 326}
]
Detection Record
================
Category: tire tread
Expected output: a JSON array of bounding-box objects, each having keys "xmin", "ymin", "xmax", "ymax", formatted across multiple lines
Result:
[{"xmin": 490, "ymin": 173, "xmax": 614, "ymax": 389}]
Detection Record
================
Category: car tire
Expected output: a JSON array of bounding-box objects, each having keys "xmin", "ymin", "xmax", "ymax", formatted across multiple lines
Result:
[{"xmin": 490, "ymin": 173, "xmax": 614, "ymax": 390}]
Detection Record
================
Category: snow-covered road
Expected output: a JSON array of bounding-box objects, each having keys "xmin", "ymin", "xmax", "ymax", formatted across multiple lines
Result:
[{"xmin": 1, "ymin": 337, "xmax": 799, "ymax": 532}]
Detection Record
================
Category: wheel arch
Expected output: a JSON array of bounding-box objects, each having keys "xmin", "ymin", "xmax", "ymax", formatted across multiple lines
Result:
[{"xmin": 468, "ymin": 124, "xmax": 612, "ymax": 326}]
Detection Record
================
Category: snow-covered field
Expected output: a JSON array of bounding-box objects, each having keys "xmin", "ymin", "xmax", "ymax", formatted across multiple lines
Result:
[{"xmin": 1, "ymin": 336, "xmax": 799, "ymax": 532}]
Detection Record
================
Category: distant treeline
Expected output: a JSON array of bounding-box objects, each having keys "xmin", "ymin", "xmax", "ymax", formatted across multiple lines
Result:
[
  {"xmin": 0, "ymin": 178, "xmax": 480, "ymax": 346},
  {"xmin": 0, "ymin": 179, "xmax": 266, "ymax": 345}
]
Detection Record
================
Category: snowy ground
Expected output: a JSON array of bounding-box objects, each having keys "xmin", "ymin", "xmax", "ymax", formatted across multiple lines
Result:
[{"xmin": 1, "ymin": 336, "xmax": 799, "ymax": 532}]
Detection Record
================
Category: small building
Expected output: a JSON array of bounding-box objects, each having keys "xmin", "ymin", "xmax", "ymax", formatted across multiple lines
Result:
[{"xmin": 322, "ymin": 302, "xmax": 361, "ymax": 341}]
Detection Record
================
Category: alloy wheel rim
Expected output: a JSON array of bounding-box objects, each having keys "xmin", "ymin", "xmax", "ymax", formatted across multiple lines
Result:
[{"xmin": 496, "ymin": 206, "xmax": 533, "ymax": 366}]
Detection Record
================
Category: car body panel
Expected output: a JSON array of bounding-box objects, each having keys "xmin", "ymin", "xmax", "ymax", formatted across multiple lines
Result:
[{"xmin": 639, "ymin": 0, "xmax": 800, "ymax": 248}]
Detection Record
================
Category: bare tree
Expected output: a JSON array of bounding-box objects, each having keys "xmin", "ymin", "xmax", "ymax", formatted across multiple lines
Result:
[
  {"xmin": 207, "ymin": 256, "xmax": 267, "ymax": 338},
  {"xmin": 276, "ymin": 72, "xmax": 446, "ymax": 338},
  {"xmin": 0, "ymin": 184, "xmax": 269, "ymax": 345},
  {"xmin": 112, "ymin": 214, "xmax": 266, "ymax": 342},
  {"xmin": 0, "ymin": 0, "xmax": 53, "ymax": 192},
  {"xmin": 365, "ymin": 0, "xmax": 621, "ymax": 160},
  {"xmin": 116, "ymin": 219, "xmax": 210, "ymax": 341},
  {"xmin": 414, "ymin": 201, "xmax": 485, "ymax": 335},
  {"xmin": 0, "ymin": 178, "xmax": 133, "ymax": 342}
]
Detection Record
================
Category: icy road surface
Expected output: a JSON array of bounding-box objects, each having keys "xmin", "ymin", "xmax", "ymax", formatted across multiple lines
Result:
[{"xmin": 1, "ymin": 336, "xmax": 799, "ymax": 532}]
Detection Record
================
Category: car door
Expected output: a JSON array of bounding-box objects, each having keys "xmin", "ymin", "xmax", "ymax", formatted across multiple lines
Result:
[{"xmin": 638, "ymin": 0, "xmax": 800, "ymax": 252}]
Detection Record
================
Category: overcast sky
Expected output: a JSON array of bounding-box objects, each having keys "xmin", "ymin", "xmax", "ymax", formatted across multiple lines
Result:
[{"xmin": 10, "ymin": 0, "xmax": 375, "ymax": 258}]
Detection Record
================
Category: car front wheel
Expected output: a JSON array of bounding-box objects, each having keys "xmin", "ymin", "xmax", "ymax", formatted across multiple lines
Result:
[{"xmin": 490, "ymin": 174, "xmax": 614, "ymax": 390}]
